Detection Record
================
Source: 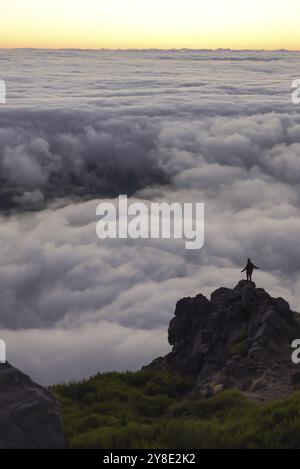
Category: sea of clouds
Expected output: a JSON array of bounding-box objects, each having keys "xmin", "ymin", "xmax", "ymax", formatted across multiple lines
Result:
[{"xmin": 0, "ymin": 49, "xmax": 300, "ymax": 384}]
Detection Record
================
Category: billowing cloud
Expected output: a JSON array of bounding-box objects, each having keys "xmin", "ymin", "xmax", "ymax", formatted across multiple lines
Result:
[
  {"xmin": 1, "ymin": 322, "xmax": 170, "ymax": 385},
  {"xmin": 0, "ymin": 49, "xmax": 300, "ymax": 384}
]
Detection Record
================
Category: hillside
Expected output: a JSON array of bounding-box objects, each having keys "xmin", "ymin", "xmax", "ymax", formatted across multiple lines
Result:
[
  {"xmin": 52, "ymin": 280, "xmax": 300, "ymax": 449},
  {"xmin": 52, "ymin": 369, "xmax": 300, "ymax": 449}
]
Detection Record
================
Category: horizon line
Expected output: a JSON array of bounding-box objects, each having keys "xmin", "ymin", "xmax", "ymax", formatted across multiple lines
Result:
[{"xmin": 0, "ymin": 47, "xmax": 300, "ymax": 52}]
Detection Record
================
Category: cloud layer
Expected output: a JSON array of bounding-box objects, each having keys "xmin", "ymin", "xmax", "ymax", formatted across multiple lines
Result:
[{"xmin": 0, "ymin": 49, "xmax": 300, "ymax": 383}]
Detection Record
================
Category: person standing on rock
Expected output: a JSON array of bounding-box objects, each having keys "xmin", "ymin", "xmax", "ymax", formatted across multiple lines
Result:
[{"xmin": 241, "ymin": 258, "xmax": 260, "ymax": 283}]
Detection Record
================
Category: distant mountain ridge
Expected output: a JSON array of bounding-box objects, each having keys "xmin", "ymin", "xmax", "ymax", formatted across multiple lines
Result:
[{"xmin": 145, "ymin": 280, "xmax": 300, "ymax": 401}]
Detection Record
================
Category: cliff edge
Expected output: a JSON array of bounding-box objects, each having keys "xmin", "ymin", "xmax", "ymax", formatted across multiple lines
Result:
[{"xmin": 146, "ymin": 280, "xmax": 300, "ymax": 401}]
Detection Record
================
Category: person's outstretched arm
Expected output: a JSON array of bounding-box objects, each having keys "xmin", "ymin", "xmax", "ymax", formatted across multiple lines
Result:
[
  {"xmin": 241, "ymin": 266, "xmax": 246, "ymax": 272},
  {"xmin": 253, "ymin": 265, "xmax": 260, "ymax": 269}
]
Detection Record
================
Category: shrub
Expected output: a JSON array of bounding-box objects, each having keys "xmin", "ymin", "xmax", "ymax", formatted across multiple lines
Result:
[{"xmin": 52, "ymin": 370, "xmax": 300, "ymax": 449}]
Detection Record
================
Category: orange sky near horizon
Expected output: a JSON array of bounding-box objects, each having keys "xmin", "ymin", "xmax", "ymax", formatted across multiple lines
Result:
[{"xmin": 1, "ymin": 0, "xmax": 300, "ymax": 50}]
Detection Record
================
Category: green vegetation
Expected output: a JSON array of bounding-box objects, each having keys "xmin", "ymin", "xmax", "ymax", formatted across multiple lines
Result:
[
  {"xmin": 52, "ymin": 369, "xmax": 300, "ymax": 449},
  {"xmin": 229, "ymin": 328, "xmax": 249, "ymax": 357},
  {"xmin": 238, "ymin": 327, "xmax": 249, "ymax": 343},
  {"xmin": 230, "ymin": 341, "xmax": 248, "ymax": 357}
]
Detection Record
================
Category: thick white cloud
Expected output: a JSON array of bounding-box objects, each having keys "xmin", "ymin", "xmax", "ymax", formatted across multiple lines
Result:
[
  {"xmin": 0, "ymin": 49, "xmax": 300, "ymax": 384},
  {"xmin": 1, "ymin": 322, "xmax": 170, "ymax": 385}
]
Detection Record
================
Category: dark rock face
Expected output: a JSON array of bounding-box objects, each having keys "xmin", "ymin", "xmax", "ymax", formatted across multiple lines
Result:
[
  {"xmin": 0, "ymin": 363, "xmax": 66, "ymax": 449},
  {"xmin": 146, "ymin": 280, "xmax": 300, "ymax": 401}
]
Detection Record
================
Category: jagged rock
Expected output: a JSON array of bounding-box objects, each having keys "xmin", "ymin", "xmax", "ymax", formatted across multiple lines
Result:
[
  {"xmin": 0, "ymin": 363, "xmax": 66, "ymax": 449},
  {"xmin": 145, "ymin": 280, "xmax": 300, "ymax": 401}
]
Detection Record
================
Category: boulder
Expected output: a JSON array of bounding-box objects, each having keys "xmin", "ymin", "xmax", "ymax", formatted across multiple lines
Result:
[{"xmin": 0, "ymin": 363, "xmax": 66, "ymax": 449}]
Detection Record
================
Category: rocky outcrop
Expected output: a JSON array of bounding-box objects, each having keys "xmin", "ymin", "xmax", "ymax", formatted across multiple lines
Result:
[
  {"xmin": 146, "ymin": 280, "xmax": 300, "ymax": 401},
  {"xmin": 0, "ymin": 363, "xmax": 66, "ymax": 449}
]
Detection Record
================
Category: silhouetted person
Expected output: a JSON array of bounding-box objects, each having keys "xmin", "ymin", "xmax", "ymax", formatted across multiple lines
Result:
[{"xmin": 241, "ymin": 258, "xmax": 260, "ymax": 283}]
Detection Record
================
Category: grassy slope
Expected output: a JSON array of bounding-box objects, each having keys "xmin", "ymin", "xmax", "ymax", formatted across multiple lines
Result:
[{"xmin": 51, "ymin": 369, "xmax": 300, "ymax": 449}]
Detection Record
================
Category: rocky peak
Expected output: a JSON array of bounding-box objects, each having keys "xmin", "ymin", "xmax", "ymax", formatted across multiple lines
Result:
[{"xmin": 147, "ymin": 280, "xmax": 300, "ymax": 401}]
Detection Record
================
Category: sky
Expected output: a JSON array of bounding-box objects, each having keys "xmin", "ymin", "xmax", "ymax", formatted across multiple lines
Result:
[
  {"xmin": 1, "ymin": 0, "xmax": 300, "ymax": 50},
  {"xmin": 0, "ymin": 49, "xmax": 300, "ymax": 384}
]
